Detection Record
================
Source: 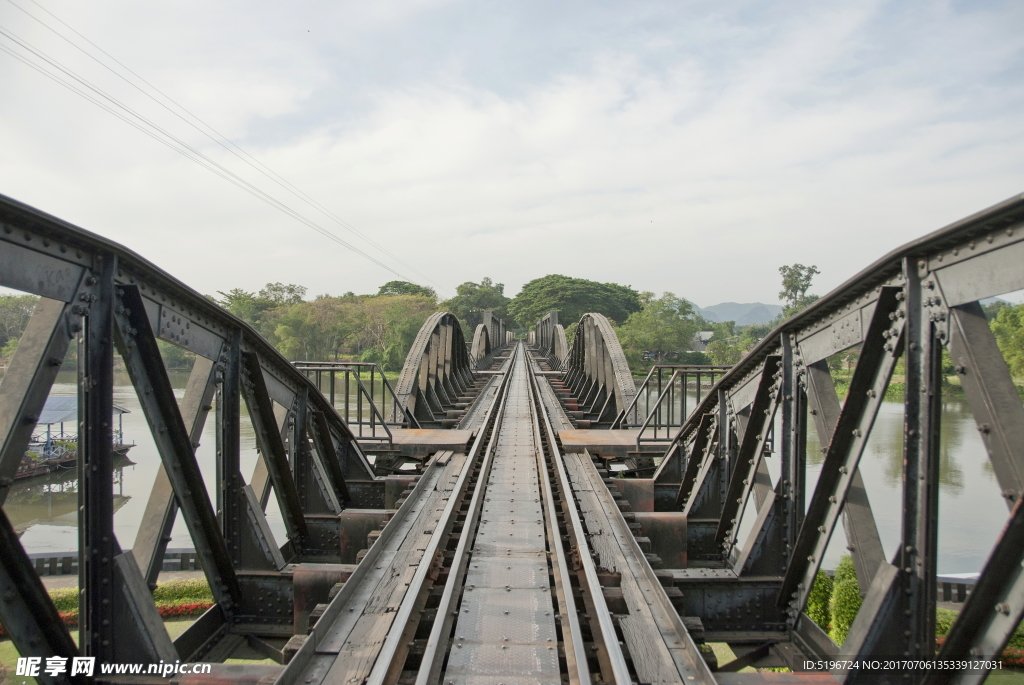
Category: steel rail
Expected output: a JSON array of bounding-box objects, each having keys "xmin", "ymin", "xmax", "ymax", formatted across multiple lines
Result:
[
  {"xmin": 614, "ymin": 365, "xmax": 731, "ymax": 430},
  {"xmin": 293, "ymin": 361, "xmax": 416, "ymax": 430},
  {"xmin": 280, "ymin": 352, "xmax": 513, "ymax": 685},
  {"xmin": 366, "ymin": 347, "xmax": 517, "ymax": 684},
  {"xmin": 413, "ymin": 347, "xmax": 520, "ymax": 685},
  {"xmin": 277, "ymin": 453, "xmax": 445, "ymax": 685},
  {"xmin": 533, "ymin": 364, "xmax": 635, "ymax": 683},
  {"xmin": 572, "ymin": 450, "xmax": 718, "ymax": 683},
  {"xmin": 524, "ymin": 350, "xmax": 589, "ymax": 679},
  {"xmin": 633, "ymin": 368, "xmax": 685, "ymax": 444},
  {"xmin": 524, "ymin": 349, "xmax": 591, "ymax": 684}
]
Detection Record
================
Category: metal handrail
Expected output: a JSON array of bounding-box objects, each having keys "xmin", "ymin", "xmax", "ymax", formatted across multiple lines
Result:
[
  {"xmin": 292, "ymin": 361, "xmax": 421, "ymax": 448},
  {"xmin": 612, "ymin": 365, "xmax": 731, "ymax": 448}
]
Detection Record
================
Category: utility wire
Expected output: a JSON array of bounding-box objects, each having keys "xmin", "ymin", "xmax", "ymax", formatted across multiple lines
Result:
[
  {"xmin": 0, "ymin": 35, "xmax": 415, "ymax": 282},
  {"xmin": 15, "ymin": 0, "xmax": 445, "ymax": 291},
  {"xmin": 0, "ymin": 40, "xmax": 420, "ymax": 283},
  {"xmin": 2, "ymin": 0, "xmax": 447, "ymax": 294}
]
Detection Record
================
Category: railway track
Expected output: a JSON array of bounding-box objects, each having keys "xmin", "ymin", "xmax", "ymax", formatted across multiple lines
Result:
[{"xmin": 279, "ymin": 343, "xmax": 713, "ymax": 685}]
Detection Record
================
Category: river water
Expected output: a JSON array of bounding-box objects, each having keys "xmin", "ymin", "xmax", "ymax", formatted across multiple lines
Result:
[
  {"xmin": 8, "ymin": 370, "xmax": 284, "ymax": 555},
  {"xmin": 4, "ymin": 371, "xmax": 1012, "ymax": 576}
]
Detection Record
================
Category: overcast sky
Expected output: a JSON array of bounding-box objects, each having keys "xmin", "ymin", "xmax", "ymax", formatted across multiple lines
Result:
[{"xmin": 1, "ymin": 0, "xmax": 1022, "ymax": 307}]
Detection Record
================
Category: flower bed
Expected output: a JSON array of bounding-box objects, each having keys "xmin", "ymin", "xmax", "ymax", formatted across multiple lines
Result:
[{"xmin": 0, "ymin": 580, "xmax": 214, "ymax": 638}]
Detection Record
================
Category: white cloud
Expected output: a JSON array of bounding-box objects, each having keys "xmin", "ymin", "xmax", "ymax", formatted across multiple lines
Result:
[{"xmin": 0, "ymin": 0, "xmax": 1022, "ymax": 307}]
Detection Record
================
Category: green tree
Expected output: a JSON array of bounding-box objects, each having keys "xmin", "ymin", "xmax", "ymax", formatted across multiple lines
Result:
[
  {"xmin": 740, "ymin": 322, "xmax": 774, "ymax": 341},
  {"xmin": 378, "ymin": 281, "xmax": 437, "ymax": 298},
  {"xmin": 157, "ymin": 339, "xmax": 196, "ymax": 369},
  {"xmin": 806, "ymin": 569, "xmax": 834, "ymax": 632},
  {"xmin": 617, "ymin": 292, "xmax": 701, "ymax": 368},
  {"xmin": 779, "ymin": 264, "xmax": 820, "ymax": 317},
  {"xmin": 1, "ymin": 336, "xmax": 19, "ymax": 358},
  {"xmin": 507, "ymin": 275, "xmax": 641, "ymax": 328},
  {"xmin": 441, "ymin": 278, "xmax": 511, "ymax": 330},
  {"xmin": 349, "ymin": 294, "xmax": 439, "ymax": 370},
  {"xmin": 260, "ymin": 282, "xmax": 308, "ymax": 305},
  {"xmin": 217, "ymin": 283, "xmax": 307, "ymax": 328},
  {"xmin": 829, "ymin": 556, "xmax": 862, "ymax": 646},
  {"xmin": 984, "ymin": 299, "xmax": 1010, "ymax": 321},
  {"xmin": 991, "ymin": 303, "xmax": 1024, "ymax": 377},
  {"xmin": 706, "ymin": 339, "xmax": 742, "ymax": 365},
  {"xmin": 217, "ymin": 288, "xmax": 274, "ymax": 326},
  {"xmin": 708, "ymin": 321, "xmax": 736, "ymax": 341},
  {"xmin": 0, "ymin": 294, "xmax": 38, "ymax": 348}
]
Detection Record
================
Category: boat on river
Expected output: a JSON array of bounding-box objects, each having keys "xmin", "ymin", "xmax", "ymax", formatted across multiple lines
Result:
[{"xmin": 14, "ymin": 396, "xmax": 134, "ymax": 481}]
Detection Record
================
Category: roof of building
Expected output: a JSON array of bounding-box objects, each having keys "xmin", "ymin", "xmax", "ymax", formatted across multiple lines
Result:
[{"xmin": 38, "ymin": 396, "xmax": 130, "ymax": 425}]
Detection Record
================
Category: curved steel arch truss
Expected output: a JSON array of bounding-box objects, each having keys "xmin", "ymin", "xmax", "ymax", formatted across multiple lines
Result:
[
  {"xmin": 558, "ymin": 312, "xmax": 635, "ymax": 427},
  {"xmin": 394, "ymin": 312, "xmax": 478, "ymax": 426},
  {"xmin": 0, "ymin": 193, "xmax": 375, "ymax": 670},
  {"xmin": 648, "ymin": 192, "xmax": 1024, "ymax": 676},
  {"xmin": 533, "ymin": 310, "xmax": 568, "ymax": 368},
  {"xmin": 469, "ymin": 309, "xmax": 509, "ymax": 370}
]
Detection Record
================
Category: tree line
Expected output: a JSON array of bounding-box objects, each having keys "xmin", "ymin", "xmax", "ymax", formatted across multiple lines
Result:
[{"xmin": 0, "ymin": 266, "xmax": 1022, "ymax": 380}]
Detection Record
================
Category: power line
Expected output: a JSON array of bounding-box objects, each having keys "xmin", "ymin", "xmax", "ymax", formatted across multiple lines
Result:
[
  {"xmin": 2, "ymin": 0, "xmax": 448, "ymax": 294},
  {"xmin": 14, "ymin": 0, "xmax": 444, "ymax": 292},
  {"xmin": 0, "ymin": 40, "xmax": 419, "ymax": 282},
  {"xmin": 0, "ymin": 27, "xmax": 417, "ymax": 280}
]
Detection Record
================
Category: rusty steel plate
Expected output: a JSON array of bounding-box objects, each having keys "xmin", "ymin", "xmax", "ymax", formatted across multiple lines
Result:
[
  {"xmin": 480, "ymin": 501, "xmax": 543, "ymax": 518},
  {"xmin": 473, "ymin": 518, "xmax": 545, "ymax": 554},
  {"xmin": 454, "ymin": 588, "xmax": 557, "ymax": 644},
  {"xmin": 444, "ymin": 644, "xmax": 561, "ymax": 685},
  {"xmin": 465, "ymin": 555, "xmax": 548, "ymax": 588}
]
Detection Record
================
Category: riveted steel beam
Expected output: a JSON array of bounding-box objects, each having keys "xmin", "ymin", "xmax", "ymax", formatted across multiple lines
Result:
[
  {"xmin": 778, "ymin": 286, "xmax": 904, "ymax": 623},
  {"xmin": 0, "ymin": 296, "xmax": 78, "ymax": 505},
  {"xmin": 113, "ymin": 284, "xmax": 241, "ymax": 610}
]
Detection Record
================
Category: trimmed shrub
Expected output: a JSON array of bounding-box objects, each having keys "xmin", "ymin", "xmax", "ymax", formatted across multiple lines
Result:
[
  {"xmin": 828, "ymin": 557, "xmax": 861, "ymax": 646},
  {"xmin": 0, "ymin": 579, "xmax": 215, "ymax": 638},
  {"xmin": 806, "ymin": 569, "xmax": 833, "ymax": 632},
  {"xmin": 152, "ymin": 579, "xmax": 212, "ymax": 603},
  {"xmin": 157, "ymin": 601, "xmax": 213, "ymax": 619},
  {"xmin": 830, "ymin": 577, "xmax": 863, "ymax": 646},
  {"xmin": 833, "ymin": 555, "xmax": 857, "ymax": 587},
  {"xmin": 49, "ymin": 587, "xmax": 78, "ymax": 613},
  {"xmin": 936, "ymin": 607, "xmax": 1024, "ymax": 650},
  {"xmin": 935, "ymin": 608, "xmax": 958, "ymax": 638}
]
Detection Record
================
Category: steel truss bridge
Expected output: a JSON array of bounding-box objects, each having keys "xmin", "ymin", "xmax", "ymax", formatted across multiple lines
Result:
[{"xmin": 1, "ymin": 191, "xmax": 1023, "ymax": 684}]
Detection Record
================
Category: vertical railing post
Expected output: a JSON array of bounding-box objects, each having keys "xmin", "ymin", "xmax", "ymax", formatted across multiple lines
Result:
[
  {"xmin": 780, "ymin": 332, "xmax": 805, "ymax": 556},
  {"xmin": 901, "ymin": 257, "xmax": 943, "ymax": 657},
  {"xmin": 356, "ymin": 366, "xmax": 363, "ymax": 437},
  {"xmin": 217, "ymin": 330, "xmax": 243, "ymax": 568},
  {"xmin": 78, "ymin": 253, "xmax": 116, "ymax": 661}
]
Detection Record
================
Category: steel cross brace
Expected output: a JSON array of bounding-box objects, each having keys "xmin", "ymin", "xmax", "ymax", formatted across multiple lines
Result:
[
  {"xmin": 112, "ymin": 284, "xmax": 242, "ymax": 611},
  {"xmin": 716, "ymin": 355, "xmax": 782, "ymax": 550},
  {"xmin": 0, "ymin": 297, "xmax": 79, "ymax": 505},
  {"xmin": 777, "ymin": 286, "xmax": 904, "ymax": 624},
  {"xmin": 803, "ymin": 359, "xmax": 886, "ymax": 593},
  {"xmin": 241, "ymin": 351, "xmax": 308, "ymax": 545},
  {"xmin": 0, "ymin": 505, "xmax": 79, "ymax": 685},
  {"xmin": 133, "ymin": 355, "xmax": 219, "ymax": 589}
]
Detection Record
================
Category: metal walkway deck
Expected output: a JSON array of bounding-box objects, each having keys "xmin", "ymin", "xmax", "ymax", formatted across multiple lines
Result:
[{"xmin": 445, "ymin": 348, "xmax": 558, "ymax": 683}]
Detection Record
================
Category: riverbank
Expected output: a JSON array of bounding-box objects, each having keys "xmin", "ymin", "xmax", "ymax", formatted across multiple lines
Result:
[{"xmin": 833, "ymin": 372, "xmax": 1024, "ymax": 401}]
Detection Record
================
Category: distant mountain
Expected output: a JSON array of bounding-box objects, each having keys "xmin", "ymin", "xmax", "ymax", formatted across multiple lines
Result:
[{"xmin": 695, "ymin": 302, "xmax": 783, "ymax": 326}]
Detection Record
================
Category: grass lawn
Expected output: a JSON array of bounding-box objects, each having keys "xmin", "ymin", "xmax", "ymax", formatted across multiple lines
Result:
[{"xmin": 0, "ymin": 621, "xmax": 203, "ymax": 685}]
